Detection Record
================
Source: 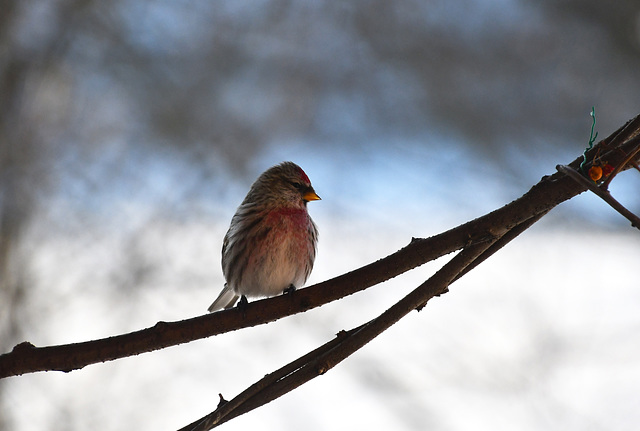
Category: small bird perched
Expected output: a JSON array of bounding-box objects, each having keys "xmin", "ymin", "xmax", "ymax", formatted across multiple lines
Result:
[{"xmin": 208, "ymin": 161, "xmax": 320, "ymax": 312}]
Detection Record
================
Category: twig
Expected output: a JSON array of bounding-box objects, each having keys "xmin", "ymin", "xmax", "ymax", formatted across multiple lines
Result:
[{"xmin": 556, "ymin": 164, "xmax": 640, "ymax": 229}]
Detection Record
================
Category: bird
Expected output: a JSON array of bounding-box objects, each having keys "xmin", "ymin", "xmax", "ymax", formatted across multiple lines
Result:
[{"xmin": 207, "ymin": 161, "xmax": 320, "ymax": 312}]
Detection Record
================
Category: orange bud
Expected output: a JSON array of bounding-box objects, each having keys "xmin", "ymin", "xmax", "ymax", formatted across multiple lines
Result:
[{"xmin": 589, "ymin": 165, "xmax": 603, "ymax": 181}]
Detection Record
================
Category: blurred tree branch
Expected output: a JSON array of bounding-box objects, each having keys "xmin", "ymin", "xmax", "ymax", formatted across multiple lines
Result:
[{"xmin": 1, "ymin": 113, "xmax": 639, "ymax": 385}]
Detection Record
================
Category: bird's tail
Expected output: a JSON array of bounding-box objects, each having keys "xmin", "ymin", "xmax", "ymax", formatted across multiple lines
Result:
[{"xmin": 207, "ymin": 284, "xmax": 239, "ymax": 312}]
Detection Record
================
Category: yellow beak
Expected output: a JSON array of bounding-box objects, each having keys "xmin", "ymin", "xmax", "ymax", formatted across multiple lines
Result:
[{"xmin": 303, "ymin": 190, "xmax": 321, "ymax": 202}]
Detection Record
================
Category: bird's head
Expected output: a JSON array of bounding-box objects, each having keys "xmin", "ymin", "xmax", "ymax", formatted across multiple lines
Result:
[{"xmin": 246, "ymin": 161, "xmax": 320, "ymax": 209}]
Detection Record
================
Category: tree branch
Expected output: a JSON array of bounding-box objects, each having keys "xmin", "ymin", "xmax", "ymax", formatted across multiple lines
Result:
[
  {"xmin": 1, "ymin": 114, "xmax": 639, "ymax": 380},
  {"xmin": 176, "ymin": 114, "xmax": 640, "ymax": 430},
  {"xmin": 182, "ymin": 239, "xmax": 498, "ymax": 431}
]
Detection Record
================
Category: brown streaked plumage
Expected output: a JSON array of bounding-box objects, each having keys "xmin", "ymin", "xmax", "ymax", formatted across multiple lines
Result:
[{"xmin": 208, "ymin": 162, "xmax": 320, "ymax": 312}]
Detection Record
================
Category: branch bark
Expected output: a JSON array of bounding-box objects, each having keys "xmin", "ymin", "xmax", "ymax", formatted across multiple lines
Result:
[
  {"xmin": 181, "ymin": 240, "xmax": 497, "ymax": 431},
  {"xmin": 1, "ymin": 114, "xmax": 639, "ymax": 381},
  {"xmin": 177, "ymin": 115, "xmax": 640, "ymax": 430}
]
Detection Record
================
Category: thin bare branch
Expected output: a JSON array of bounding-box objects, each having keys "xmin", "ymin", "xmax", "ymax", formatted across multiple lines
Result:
[
  {"xmin": 175, "ymin": 114, "xmax": 640, "ymax": 429},
  {"xmin": 557, "ymin": 160, "xmax": 640, "ymax": 229},
  {"xmin": 185, "ymin": 239, "xmax": 497, "ymax": 431},
  {"xmin": 1, "ymin": 114, "xmax": 639, "ymax": 380}
]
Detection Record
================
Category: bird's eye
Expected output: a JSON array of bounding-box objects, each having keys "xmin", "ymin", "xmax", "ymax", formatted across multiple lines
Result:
[{"xmin": 290, "ymin": 182, "xmax": 307, "ymax": 192}]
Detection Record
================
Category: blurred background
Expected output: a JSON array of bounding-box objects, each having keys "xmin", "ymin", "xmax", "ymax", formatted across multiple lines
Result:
[{"xmin": 2, "ymin": 1, "xmax": 640, "ymax": 430}]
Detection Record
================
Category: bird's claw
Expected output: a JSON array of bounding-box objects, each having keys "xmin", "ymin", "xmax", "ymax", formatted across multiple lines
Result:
[{"xmin": 283, "ymin": 285, "xmax": 296, "ymax": 295}]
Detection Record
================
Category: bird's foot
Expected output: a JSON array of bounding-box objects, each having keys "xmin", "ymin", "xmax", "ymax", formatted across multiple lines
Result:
[{"xmin": 283, "ymin": 285, "xmax": 297, "ymax": 295}]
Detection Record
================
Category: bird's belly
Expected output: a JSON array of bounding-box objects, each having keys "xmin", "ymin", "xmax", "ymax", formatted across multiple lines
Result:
[{"xmin": 237, "ymin": 222, "xmax": 310, "ymax": 297}]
